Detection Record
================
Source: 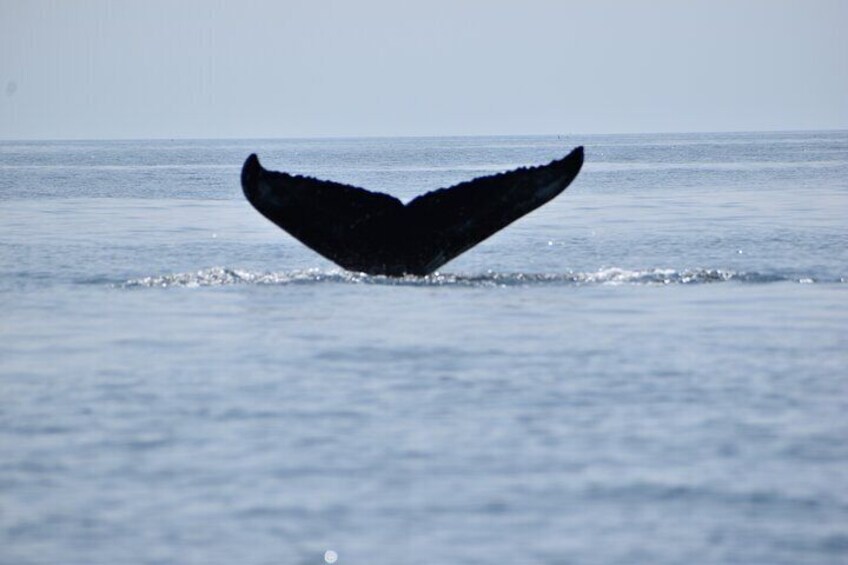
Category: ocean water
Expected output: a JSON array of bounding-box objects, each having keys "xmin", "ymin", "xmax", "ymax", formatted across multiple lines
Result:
[{"xmin": 1, "ymin": 132, "xmax": 846, "ymax": 565}]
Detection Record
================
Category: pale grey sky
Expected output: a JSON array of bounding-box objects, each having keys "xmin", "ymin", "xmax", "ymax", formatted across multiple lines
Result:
[{"xmin": 1, "ymin": 0, "xmax": 846, "ymax": 139}]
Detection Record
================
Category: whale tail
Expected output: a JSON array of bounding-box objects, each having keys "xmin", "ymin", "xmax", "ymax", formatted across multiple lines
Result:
[{"xmin": 241, "ymin": 146, "xmax": 584, "ymax": 276}]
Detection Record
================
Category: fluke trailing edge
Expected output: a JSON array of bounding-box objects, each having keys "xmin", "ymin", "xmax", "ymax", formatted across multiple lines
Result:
[{"xmin": 241, "ymin": 147, "xmax": 584, "ymax": 276}]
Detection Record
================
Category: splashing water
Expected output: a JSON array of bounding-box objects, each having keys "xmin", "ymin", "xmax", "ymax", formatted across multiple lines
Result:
[{"xmin": 120, "ymin": 266, "xmax": 830, "ymax": 289}]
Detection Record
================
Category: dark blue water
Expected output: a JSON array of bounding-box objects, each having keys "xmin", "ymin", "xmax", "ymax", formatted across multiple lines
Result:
[{"xmin": 1, "ymin": 132, "xmax": 847, "ymax": 564}]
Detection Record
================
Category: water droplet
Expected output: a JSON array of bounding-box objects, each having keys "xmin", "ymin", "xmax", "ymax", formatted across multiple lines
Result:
[{"xmin": 324, "ymin": 550, "xmax": 338, "ymax": 564}]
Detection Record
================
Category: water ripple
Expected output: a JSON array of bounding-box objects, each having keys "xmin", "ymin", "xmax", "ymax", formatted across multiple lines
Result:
[{"xmin": 120, "ymin": 267, "xmax": 839, "ymax": 289}]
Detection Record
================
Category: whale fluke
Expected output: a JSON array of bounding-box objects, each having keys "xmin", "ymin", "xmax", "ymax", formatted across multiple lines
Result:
[{"xmin": 241, "ymin": 146, "xmax": 584, "ymax": 276}]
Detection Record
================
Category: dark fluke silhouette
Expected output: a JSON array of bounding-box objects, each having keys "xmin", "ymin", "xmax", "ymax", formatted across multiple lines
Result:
[{"xmin": 241, "ymin": 147, "xmax": 584, "ymax": 276}]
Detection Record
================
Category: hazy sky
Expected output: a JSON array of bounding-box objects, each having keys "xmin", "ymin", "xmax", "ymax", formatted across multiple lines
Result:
[{"xmin": 1, "ymin": 0, "xmax": 846, "ymax": 139}]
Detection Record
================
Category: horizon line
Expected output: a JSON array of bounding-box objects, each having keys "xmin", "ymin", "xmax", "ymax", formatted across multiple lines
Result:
[{"xmin": 0, "ymin": 127, "xmax": 846, "ymax": 144}]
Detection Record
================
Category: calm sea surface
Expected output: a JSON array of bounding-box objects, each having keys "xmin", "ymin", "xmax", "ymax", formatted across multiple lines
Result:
[{"xmin": 1, "ymin": 132, "xmax": 847, "ymax": 565}]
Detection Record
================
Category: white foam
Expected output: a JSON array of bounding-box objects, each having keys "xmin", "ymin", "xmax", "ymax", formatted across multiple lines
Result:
[{"xmin": 121, "ymin": 267, "xmax": 806, "ymax": 289}]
